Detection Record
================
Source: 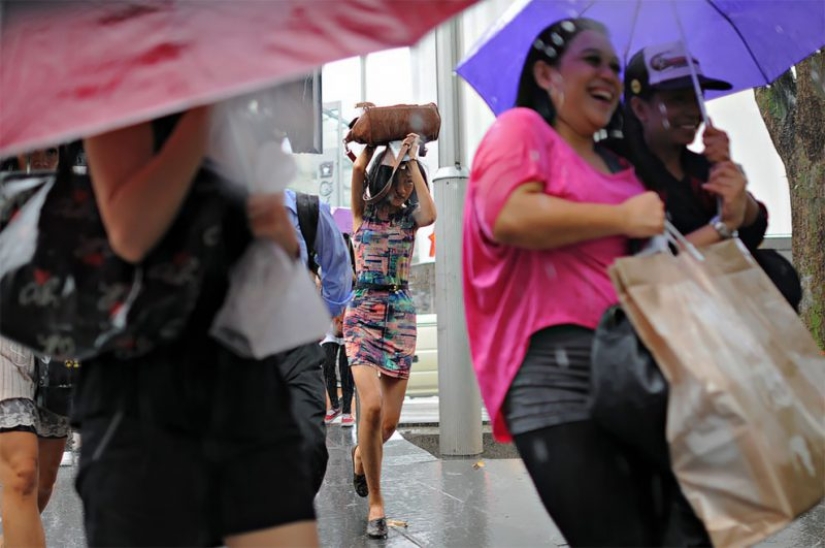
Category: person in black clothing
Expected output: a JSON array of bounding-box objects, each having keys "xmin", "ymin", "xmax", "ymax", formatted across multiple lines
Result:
[
  {"xmin": 612, "ymin": 40, "xmax": 801, "ymax": 310},
  {"xmin": 73, "ymin": 109, "xmax": 319, "ymax": 547},
  {"xmin": 321, "ymin": 233, "xmax": 356, "ymax": 427}
]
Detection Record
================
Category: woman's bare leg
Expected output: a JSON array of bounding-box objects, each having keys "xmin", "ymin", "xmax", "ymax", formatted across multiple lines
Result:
[
  {"xmin": 224, "ymin": 520, "xmax": 318, "ymax": 547},
  {"xmin": 36, "ymin": 437, "xmax": 67, "ymax": 512},
  {"xmin": 0, "ymin": 431, "xmax": 45, "ymax": 548},
  {"xmin": 351, "ymin": 366, "xmax": 385, "ymax": 521},
  {"xmin": 378, "ymin": 376, "xmax": 408, "ymax": 444}
]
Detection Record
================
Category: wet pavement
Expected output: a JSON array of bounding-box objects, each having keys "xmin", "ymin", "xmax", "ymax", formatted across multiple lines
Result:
[{"xmin": 5, "ymin": 414, "xmax": 823, "ymax": 547}]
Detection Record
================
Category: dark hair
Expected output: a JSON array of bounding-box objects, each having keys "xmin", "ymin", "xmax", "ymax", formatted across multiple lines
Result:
[
  {"xmin": 364, "ymin": 147, "xmax": 428, "ymax": 208},
  {"xmin": 515, "ymin": 18, "xmax": 610, "ymax": 127},
  {"xmin": 0, "ymin": 156, "xmax": 20, "ymax": 172},
  {"xmin": 342, "ymin": 232, "xmax": 356, "ymax": 275},
  {"xmin": 614, "ymin": 94, "xmax": 669, "ymax": 192},
  {"xmin": 55, "ymin": 141, "xmax": 85, "ymax": 182}
]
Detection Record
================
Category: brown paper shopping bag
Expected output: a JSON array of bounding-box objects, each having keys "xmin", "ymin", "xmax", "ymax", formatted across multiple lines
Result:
[{"xmin": 610, "ymin": 236, "xmax": 825, "ymax": 548}]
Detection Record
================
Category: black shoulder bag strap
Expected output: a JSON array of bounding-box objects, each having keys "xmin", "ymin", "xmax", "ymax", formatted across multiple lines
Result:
[{"xmin": 295, "ymin": 192, "xmax": 320, "ymax": 275}]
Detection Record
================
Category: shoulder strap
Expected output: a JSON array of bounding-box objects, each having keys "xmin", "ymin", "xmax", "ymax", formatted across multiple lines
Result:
[
  {"xmin": 295, "ymin": 192, "xmax": 320, "ymax": 274},
  {"xmin": 594, "ymin": 144, "xmax": 629, "ymax": 174}
]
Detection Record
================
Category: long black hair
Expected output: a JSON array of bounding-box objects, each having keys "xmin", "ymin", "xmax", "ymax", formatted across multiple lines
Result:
[
  {"xmin": 342, "ymin": 232, "xmax": 356, "ymax": 275},
  {"xmin": 55, "ymin": 141, "xmax": 84, "ymax": 182},
  {"xmin": 515, "ymin": 17, "xmax": 622, "ymax": 134},
  {"xmin": 363, "ymin": 146, "xmax": 428, "ymax": 208},
  {"xmin": 0, "ymin": 157, "xmax": 20, "ymax": 172}
]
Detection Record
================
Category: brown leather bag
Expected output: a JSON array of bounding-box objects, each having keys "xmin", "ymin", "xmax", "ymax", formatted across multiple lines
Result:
[{"xmin": 344, "ymin": 102, "xmax": 440, "ymax": 161}]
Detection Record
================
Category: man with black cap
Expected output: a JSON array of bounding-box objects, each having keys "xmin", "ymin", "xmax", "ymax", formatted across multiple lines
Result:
[{"xmin": 609, "ymin": 40, "xmax": 801, "ymax": 311}]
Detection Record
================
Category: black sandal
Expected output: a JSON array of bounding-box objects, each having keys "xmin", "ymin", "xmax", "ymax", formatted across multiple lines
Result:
[
  {"xmin": 352, "ymin": 445, "xmax": 369, "ymax": 497},
  {"xmin": 367, "ymin": 517, "xmax": 388, "ymax": 539}
]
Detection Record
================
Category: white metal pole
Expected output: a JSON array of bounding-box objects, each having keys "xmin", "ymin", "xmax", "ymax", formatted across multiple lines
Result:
[{"xmin": 434, "ymin": 16, "xmax": 483, "ymax": 456}]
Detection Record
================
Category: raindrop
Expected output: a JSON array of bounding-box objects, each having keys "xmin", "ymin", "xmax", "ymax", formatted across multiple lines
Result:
[
  {"xmin": 551, "ymin": 32, "xmax": 565, "ymax": 46},
  {"xmin": 555, "ymin": 348, "xmax": 570, "ymax": 368},
  {"xmin": 783, "ymin": 88, "xmax": 797, "ymax": 108},
  {"xmin": 534, "ymin": 39, "xmax": 545, "ymax": 50},
  {"xmin": 810, "ymin": 66, "xmax": 825, "ymax": 95},
  {"xmin": 774, "ymin": 25, "xmax": 784, "ymax": 34},
  {"xmin": 560, "ymin": 20, "xmax": 576, "ymax": 33},
  {"xmin": 657, "ymin": 101, "xmax": 671, "ymax": 130},
  {"xmin": 532, "ymin": 438, "xmax": 550, "ymax": 463},
  {"xmin": 544, "ymin": 262, "xmax": 558, "ymax": 280},
  {"xmin": 530, "ymin": 149, "xmax": 541, "ymax": 163}
]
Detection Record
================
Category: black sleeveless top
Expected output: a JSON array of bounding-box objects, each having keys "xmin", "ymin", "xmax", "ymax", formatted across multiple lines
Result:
[{"xmin": 72, "ymin": 114, "xmax": 255, "ymax": 432}]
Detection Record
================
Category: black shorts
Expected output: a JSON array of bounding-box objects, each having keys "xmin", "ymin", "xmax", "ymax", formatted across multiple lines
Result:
[
  {"xmin": 76, "ymin": 413, "xmax": 314, "ymax": 547},
  {"xmin": 503, "ymin": 324, "xmax": 594, "ymax": 436},
  {"xmin": 73, "ymin": 338, "xmax": 316, "ymax": 547}
]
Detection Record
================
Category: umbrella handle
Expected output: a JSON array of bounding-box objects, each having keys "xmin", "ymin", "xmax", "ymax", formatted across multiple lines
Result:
[{"xmin": 670, "ymin": 0, "xmax": 711, "ymax": 127}]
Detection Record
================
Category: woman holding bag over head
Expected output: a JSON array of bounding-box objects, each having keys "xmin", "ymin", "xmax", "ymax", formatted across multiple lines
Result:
[
  {"xmin": 460, "ymin": 18, "xmax": 695, "ymax": 547},
  {"xmin": 71, "ymin": 108, "xmax": 319, "ymax": 547},
  {"xmin": 345, "ymin": 132, "xmax": 436, "ymax": 539}
]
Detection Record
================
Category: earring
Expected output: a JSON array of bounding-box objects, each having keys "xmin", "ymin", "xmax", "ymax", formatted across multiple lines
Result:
[{"xmin": 550, "ymin": 73, "xmax": 565, "ymax": 110}]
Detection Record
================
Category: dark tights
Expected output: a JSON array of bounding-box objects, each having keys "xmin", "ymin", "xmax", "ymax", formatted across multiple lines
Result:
[
  {"xmin": 322, "ymin": 342, "xmax": 354, "ymax": 414},
  {"xmin": 512, "ymin": 421, "xmax": 711, "ymax": 548}
]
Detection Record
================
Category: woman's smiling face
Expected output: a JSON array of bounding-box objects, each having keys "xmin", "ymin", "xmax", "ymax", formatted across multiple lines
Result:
[
  {"xmin": 542, "ymin": 29, "xmax": 622, "ymax": 135},
  {"xmin": 639, "ymin": 88, "xmax": 704, "ymax": 147}
]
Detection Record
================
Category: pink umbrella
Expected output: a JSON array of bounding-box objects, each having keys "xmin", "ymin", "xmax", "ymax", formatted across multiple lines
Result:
[{"xmin": 0, "ymin": 0, "xmax": 477, "ymax": 157}]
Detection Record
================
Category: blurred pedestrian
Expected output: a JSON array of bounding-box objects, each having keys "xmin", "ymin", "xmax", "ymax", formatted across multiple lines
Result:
[
  {"xmin": 322, "ymin": 233, "xmax": 357, "ymax": 427},
  {"xmin": 0, "ymin": 147, "xmax": 60, "ymax": 173},
  {"xmin": 274, "ymin": 188, "xmax": 353, "ymax": 494},
  {"xmin": 0, "ymin": 149, "xmax": 69, "ymax": 548},
  {"xmin": 72, "ymin": 109, "xmax": 319, "ymax": 547}
]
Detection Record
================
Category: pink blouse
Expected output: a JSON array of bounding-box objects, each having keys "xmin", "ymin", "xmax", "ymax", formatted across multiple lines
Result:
[{"xmin": 462, "ymin": 108, "xmax": 646, "ymax": 442}]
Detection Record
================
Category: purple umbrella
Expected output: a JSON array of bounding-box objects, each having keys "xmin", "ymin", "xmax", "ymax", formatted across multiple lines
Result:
[
  {"xmin": 332, "ymin": 207, "xmax": 353, "ymax": 235},
  {"xmin": 457, "ymin": 0, "xmax": 825, "ymax": 116}
]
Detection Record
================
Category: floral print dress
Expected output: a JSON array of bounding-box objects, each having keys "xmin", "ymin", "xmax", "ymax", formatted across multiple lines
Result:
[{"xmin": 343, "ymin": 202, "xmax": 417, "ymax": 379}]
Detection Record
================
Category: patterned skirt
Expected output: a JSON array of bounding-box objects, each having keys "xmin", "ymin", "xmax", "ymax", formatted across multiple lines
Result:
[
  {"xmin": 344, "ymin": 288, "xmax": 416, "ymax": 379},
  {"xmin": 0, "ymin": 398, "xmax": 71, "ymax": 438}
]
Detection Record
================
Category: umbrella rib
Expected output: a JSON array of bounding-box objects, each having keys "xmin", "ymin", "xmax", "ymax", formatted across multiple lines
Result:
[
  {"xmin": 578, "ymin": 0, "xmax": 598, "ymax": 18},
  {"xmin": 623, "ymin": 0, "xmax": 643, "ymax": 63},
  {"xmin": 705, "ymin": 0, "xmax": 771, "ymax": 84}
]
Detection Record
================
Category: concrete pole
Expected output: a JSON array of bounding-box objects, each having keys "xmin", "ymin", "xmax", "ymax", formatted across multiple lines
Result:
[
  {"xmin": 434, "ymin": 17, "xmax": 483, "ymax": 456},
  {"xmin": 360, "ymin": 55, "xmax": 368, "ymax": 103}
]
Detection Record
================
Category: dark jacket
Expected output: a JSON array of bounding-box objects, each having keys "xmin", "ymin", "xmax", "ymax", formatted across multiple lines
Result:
[{"xmin": 602, "ymin": 137, "xmax": 768, "ymax": 252}]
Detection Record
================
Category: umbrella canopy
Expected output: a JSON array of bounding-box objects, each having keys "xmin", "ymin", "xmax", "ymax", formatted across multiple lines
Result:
[
  {"xmin": 457, "ymin": 0, "xmax": 825, "ymax": 115},
  {"xmin": 0, "ymin": 0, "xmax": 477, "ymax": 157}
]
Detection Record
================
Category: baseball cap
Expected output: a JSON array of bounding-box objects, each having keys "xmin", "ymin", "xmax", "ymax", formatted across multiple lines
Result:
[{"xmin": 625, "ymin": 41, "xmax": 732, "ymax": 99}]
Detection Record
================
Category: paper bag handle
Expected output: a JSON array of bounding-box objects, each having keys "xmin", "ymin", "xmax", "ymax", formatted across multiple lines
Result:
[
  {"xmin": 664, "ymin": 220, "xmax": 704, "ymax": 261},
  {"xmin": 635, "ymin": 221, "xmax": 705, "ymax": 261}
]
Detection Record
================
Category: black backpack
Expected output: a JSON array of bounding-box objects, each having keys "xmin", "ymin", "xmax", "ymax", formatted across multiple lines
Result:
[{"xmin": 295, "ymin": 191, "xmax": 320, "ymax": 275}]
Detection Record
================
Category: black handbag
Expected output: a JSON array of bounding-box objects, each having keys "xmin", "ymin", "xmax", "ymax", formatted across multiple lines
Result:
[
  {"xmin": 33, "ymin": 357, "xmax": 79, "ymax": 417},
  {"xmin": 752, "ymin": 248, "xmax": 802, "ymax": 312},
  {"xmin": 589, "ymin": 305, "xmax": 671, "ymax": 469},
  {"xmin": 0, "ymin": 166, "xmax": 244, "ymax": 361}
]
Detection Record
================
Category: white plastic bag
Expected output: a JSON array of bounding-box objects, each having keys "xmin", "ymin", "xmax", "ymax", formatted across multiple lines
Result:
[{"xmin": 207, "ymin": 87, "xmax": 329, "ymax": 358}]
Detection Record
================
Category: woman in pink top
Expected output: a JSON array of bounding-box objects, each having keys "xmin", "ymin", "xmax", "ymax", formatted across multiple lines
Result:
[{"xmin": 463, "ymin": 18, "xmax": 673, "ymax": 547}]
